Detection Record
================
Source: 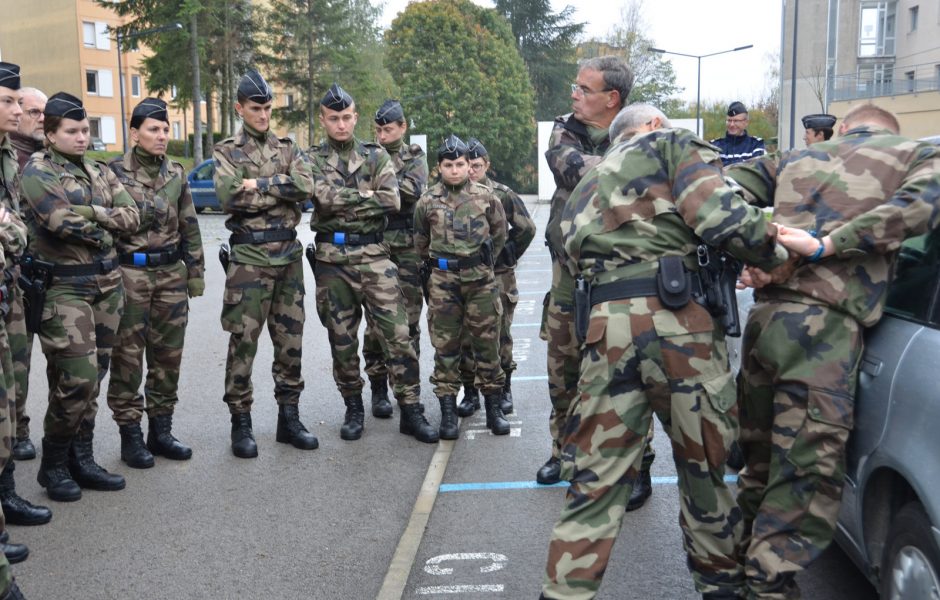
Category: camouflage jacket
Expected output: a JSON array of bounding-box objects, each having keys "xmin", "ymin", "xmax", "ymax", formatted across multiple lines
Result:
[
  {"xmin": 728, "ymin": 125, "xmax": 940, "ymax": 326},
  {"xmin": 20, "ymin": 147, "xmax": 140, "ymax": 282},
  {"xmin": 544, "ymin": 114, "xmax": 610, "ymax": 264},
  {"xmin": 109, "ymin": 148, "xmax": 205, "ymax": 280},
  {"xmin": 0, "ymin": 136, "xmax": 27, "ymax": 279},
  {"xmin": 562, "ymin": 128, "xmax": 787, "ymax": 286},
  {"xmin": 213, "ymin": 128, "xmax": 313, "ymax": 267},
  {"xmin": 414, "ymin": 180, "xmax": 507, "ymax": 282},
  {"xmin": 384, "ymin": 142, "xmax": 428, "ymax": 250},
  {"xmin": 1, "ymin": 135, "xmax": 22, "ymax": 213},
  {"xmin": 309, "ymin": 138, "xmax": 400, "ymax": 265},
  {"xmin": 478, "ymin": 174, "xmax": 535, "ymax": 273}
]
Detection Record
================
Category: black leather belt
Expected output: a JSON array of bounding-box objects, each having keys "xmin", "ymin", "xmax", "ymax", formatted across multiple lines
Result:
[
  {"xmin": 430, "ymin": 254, "xmax": 485, "ymax": 272},
  {"xmin": 589, "ymin": 275, "xmax": 703, "ymax": 307},
  {"xmin": 229, "ymin": 229, "xmax": 297, "ymax": 246},
  {"xmin": 315, "ymin": 231, "xmax": 384, "ymax": 245},
  {"xmin": 119, "ymin": 247, "xmax": 182, "ymax": 267},
  {"xmin": 385, "ymin": 213, "xmax": 414, "ymax": 231},
  {"xmin": 49, "ymin": 257, "xmax": 119, "ymax": 277}
]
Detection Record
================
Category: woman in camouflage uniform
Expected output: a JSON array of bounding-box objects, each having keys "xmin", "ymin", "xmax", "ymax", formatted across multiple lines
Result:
[{"xmin": 20, "ymin": 93, "xmax": 140, "ymax": 502}]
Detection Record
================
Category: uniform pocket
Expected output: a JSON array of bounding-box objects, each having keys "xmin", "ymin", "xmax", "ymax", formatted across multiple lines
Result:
[
  {"xmin": 220, "ymin": 286, "xmax": 245, "ymax": 334},
  {"xmin": 785, "ymin": 386, "xmax": 853, "ymax": 477}
]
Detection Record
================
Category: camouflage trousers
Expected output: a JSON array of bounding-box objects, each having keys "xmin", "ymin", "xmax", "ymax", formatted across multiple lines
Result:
[
  {"xmin": 38, "ymin": 280, "xmax": 124, "ymax": 439},
  {"xmin": 221, "ymin": 260, "xmax": 305, "ymax": 414},
  {"xmin": 459, "ymin": 267, "xmax": 519, "ymax": 387},
  {"xmin": 107, "ymin": 262, "xmax": 189, "ymax": 425},
  {"xmin": 736, "ymin": 299, "xmax": 861, "ymax": 599},
  {"xmin": 0, "ymin": 321, "xmax": 11, "ymax": 591},
  {"xmin": 543, "ymin": 297, "xmax": 742, "ymax": 600},
  {"xmin": 540, "ymin": 264, "xmax": 581, "ymax": 460},
  {"xmin": 4, "ymin": 282, "xmax": 32, "ymax": 439},
  {"xmin": 313, "ymin": 258, "xmax": 420, "ymax": 405},
  {"xmin": 428, "ymin": 269, "xmax": 504, "ymax": 397},
  {"xmin": 362, "ymin": 242, "xmax": 423, "ymax": 382}
]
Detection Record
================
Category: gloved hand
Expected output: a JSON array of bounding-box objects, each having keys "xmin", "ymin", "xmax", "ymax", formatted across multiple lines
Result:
[
  {"xmin": 138, "ymin": 205, "xmax": 155, "ymax": 232},
  {"xmin": 187, "ymin": 277, "xmax": 205, "ymax": 298},
  {"xmin": 72, "ymin": 205, "xmax": 96, "ymax": 220}
]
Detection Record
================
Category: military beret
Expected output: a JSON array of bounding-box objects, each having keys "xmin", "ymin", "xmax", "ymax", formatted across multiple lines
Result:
[
  {"xmin": 437, "ymin": 134, "xmax": 468, "ymax": 162},
  {"xmin": 237, "ymin": 69, "xmax": 273, "ymax": 104},
  {"xmin": 45, "ymin": 92, "xmax": 86, "ymax": 120},
  {"xmin": 801, "ymin": 113, "xmax": 836, "ymax": 130},
  {"xmin": 466, "ymin": 138, "xmax": 488, "ymax": 159},
  {"xmin": 727, "ymin": 101, "xmax": 748, "ymax": 116},
  {"xmin": 130, "ymin": 97, "xmax": 169, "ymax": 129},
  {"xmin": 374, "ymin": 99, "xmax": 404, "ymax": 125},
  {"xmin": 0, "ymin": 61, "xmax": 20, "ymax": 90},
  {"xmin": 321, "ymin": 83, "xmax": 354, "ymax": 111}
]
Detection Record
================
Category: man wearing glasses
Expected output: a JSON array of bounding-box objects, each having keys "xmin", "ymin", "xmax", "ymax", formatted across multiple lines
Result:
[
  {"xmin": 711, "ymin": 101, "xmax": 766, "ymax": 166},
  {"xmin": 9, "ymin": 88, "xmax": 45, "ymax": 172}
]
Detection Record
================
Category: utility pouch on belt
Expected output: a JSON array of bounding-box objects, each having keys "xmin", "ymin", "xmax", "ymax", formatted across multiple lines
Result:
[
  {"xmin": 574, "ymin": 276, "xmax": 591, "ymax": 345},
  {"xmin": 419, "ymin": 260, "xmax": 431, "ymax": 302},
  {"xmin": 480, "ymin": 238, "xmax": 495, "ymax": 268},
  {"xmin": 304, "ymin": 243, "xmax": 317, "ymax": 276},
  {"xmin": 218, "ymin": 243, "xmax": 231, "ymax": 272},
  {"xmin": 17, "ymin": 256, "xmax": 52, "ymax": 334},
  {"xmin": 656, "ymin": 255, "xmax": 691, "ymax": 310}
]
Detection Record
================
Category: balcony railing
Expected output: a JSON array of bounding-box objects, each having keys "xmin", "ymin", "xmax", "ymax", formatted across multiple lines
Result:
[{"xmin": 829, "ymin": 61, "xmax": 940, "ymax": 101}]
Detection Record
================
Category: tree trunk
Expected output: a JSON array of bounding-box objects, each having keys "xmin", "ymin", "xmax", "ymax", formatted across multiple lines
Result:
[
  {"xmin": 307, "ymin": 0, "xmax": 315, "ymax": 146},
  {"xmin": 190, "ymin": 13, "xmax": 204, "ymax": 163},
  {"xmin": 206, "ymin": 86, "xmax": 215, "ymax": 150}
]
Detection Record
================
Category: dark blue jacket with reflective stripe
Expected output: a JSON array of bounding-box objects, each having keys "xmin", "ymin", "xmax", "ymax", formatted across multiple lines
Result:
[{"xmin": 710, "ymin": 131, "xmax": 766, "ymax": 166}]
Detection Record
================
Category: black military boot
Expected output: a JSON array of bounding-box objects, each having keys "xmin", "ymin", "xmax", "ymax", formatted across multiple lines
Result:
[
  {"xmin": 438, "ymin": 395, "xmax": 459, "ymax": 440},
  {"xmin": 68, "ymin": 430, "xmax": 126, "ymax": 491},
  {"xmin": 370, "ymin": 376, "xmax": 393, "ymax": 419},
  {"xmin": 36, "ymin": 437, "xmax": 81, "ymax": 502},
  {"xmin": 499, "ymin": 372, "xmax": 514, "ymax": 415},
  {"xmin": 119, "ymin": 422, "xmax": 154, "ymax": 469},
  {"xmin": 483, "ymin": 392, "xmax": 510, "ymax": 435},
  {"xmin": 276, "ymin": 404, "xmax": 319, "ymax": 449},
  {"xmin": 230, "ymin": 413, "xmax": 258, "ymax": 458},
  {"xmin": 148, "ymin": 413, "xmax": 193, "ymax": 460},
  {"xmin": 0, "ymin": 580, "xmax": 26, "ymax": 599},
  {"xmin": 340, "ymin": 394, "xmax": 365, "ymax": 441},
  {"xmin": 399, "ymin": 403, "xmax": 439, "ymax": 444},
  {"xmin": 12, "ymin": 438, "xmax": 36, "ymax": 461},
  {"xmin": 1, "ymin": 540, "xmax": 28, "ymax": 565},
  {"xmin": 456, "ymin": 385, "xmax": 480, "ymax": 417},
  {"xmin": 0, "ymin": 462, "xmax": 52, "ymax": 525},
  {"xmin": 626, "ymin": 468, "xmax": 653, "ymax": 511},
  {"xmin": 536, "ymin": 456, "xmax": 562, "ymax": 485}
]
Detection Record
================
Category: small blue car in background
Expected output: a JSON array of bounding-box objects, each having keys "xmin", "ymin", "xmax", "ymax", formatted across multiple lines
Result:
[{"xmin": 186, "ymin": 159, "xmax": 313, "ymax": 213}]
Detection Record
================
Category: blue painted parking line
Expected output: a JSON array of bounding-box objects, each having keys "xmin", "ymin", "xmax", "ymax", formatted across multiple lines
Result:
[
  {"xmin": 439, "ymin": 475, "xmax": 737, "ymax": 493},
  {"xmin": 512, "ymin": 375, "xmax": 548, "ymax": 381},
  {"xmin": 511, "ymin": 323, "xmax": 542, "ymax": 328}
]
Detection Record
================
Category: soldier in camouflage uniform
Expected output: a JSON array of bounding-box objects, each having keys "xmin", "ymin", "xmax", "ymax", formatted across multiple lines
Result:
[
  {"xmin": 7, "ymin": 86, "xmax": 45, "ymax": 462},
  {"xmin": 414, "ymin": 135, "xmax": 509, "ymax": 438},
  {"xmin": 456, "ymin": 138, "xmax": 535, "ymax": 418},
  {"xmin": 361, "ymin": 99, "xmax": 428, "ymax": 419},
  {"xmin": 214, "ymin": 69, "xmax": 319, "ymax": 459},
  {"xmin": 309, "ymin": 84, "xmax": 437, "ymax": 444},
  {"xmin": 541, "ymin": 104, "xmax": 791, "ymax": 600},
  {"xmin": 106, "ymin": 98, "xmax": 205, "ymax": 469},
  {"xmin": 538, "ymin": 57, "xmax": 657, "ymax": 511},
  {"xmin": 727, "ymin": 104, "xmax": 940, "ymax": 599},
  {"xmin": 20, "ymin": 92, "xmax": 141, "ymax": 502},
  {"xmin": 0, "ymin": 62, "xmax": 31, "ymax": 598},
  {"xmin": 0, "ymin": 65, "xmax": 52, "ymax": 529}
]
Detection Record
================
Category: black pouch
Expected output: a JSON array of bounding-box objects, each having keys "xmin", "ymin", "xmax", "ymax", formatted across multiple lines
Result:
[
  {"xmin": 218, "ymin": 243, "xmax": 231, "ymax": 272},
  {"xmin": 656, "ymin": 255, "xmax": 691, "ymax": 310},
  {"xmin": 574, "ymin": 276, "xmax": 591, "ymax": 344}
]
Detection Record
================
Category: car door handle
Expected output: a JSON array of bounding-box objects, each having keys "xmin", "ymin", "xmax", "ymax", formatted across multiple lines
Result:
[{"xmin": 860, "ymin": 356, "xmax": 883, "ymax": 377}]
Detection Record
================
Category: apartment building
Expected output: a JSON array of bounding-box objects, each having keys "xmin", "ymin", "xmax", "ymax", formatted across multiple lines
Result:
[
  {"xmin": 0, "ymin": 0, "xmax": 210, "ymax": 152},
  {"xmin": 780, "ymin": 0, "xmax": 940, "ymax": 148}
]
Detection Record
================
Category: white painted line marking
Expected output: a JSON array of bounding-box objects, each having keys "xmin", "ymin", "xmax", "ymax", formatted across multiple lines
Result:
[
  {"xmin": 415, "ymin": 584, "xmax": 505, "ymax": 594},
  {"xmin": 464, "ymin": 427, "xmax": 522, "ymax": 440},
  {"xmin": 423, "ymin": 553, "xmax": 507, "ymax": 575}
]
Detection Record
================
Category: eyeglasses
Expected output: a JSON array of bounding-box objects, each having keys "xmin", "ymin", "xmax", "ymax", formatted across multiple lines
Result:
[
  {"xmin": 571, "ymin": 83, "xmax": 613, "ymax": 97},
  {"xmin": 24, "ymin": 109, "xmax": 43, "ymax": 119},
  {"xmin": 468, "ymin": 163, "xmax": 487, "ymax": 171},
  {"xmin": 726, "ymin": 117, "xmax": 748, "ymax": 125}
]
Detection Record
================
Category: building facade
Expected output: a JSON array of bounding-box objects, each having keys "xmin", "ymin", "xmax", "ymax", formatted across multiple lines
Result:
[{"xmin": 780, "ymin": 0, "xmax": 940, "ymax": 149}]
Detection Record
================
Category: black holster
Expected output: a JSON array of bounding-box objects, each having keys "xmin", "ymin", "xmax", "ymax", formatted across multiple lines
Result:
[
  {"xmin": 696, "ymin": 245, "xmax": 743, "ymax": 337},
  {"xmin": 304, "ymin": 243, "xmax": 317, "ymax": 276},
  {"xmin": 419, "ymin": 260, "xmax": 431, "ymax": 302},
  {"xmin": 17, "ymin": 257, "xmax": 52, "ymax": 334},
  {"xmin": 480, "ymin": 239, "xmax": 495, "ymax": 268},
  {"xmin": 574, "ymin": 276, "xmax": 591, "ymax": 345},
  {"xmin": 218, "ymin": 243, "xmax": 231, "ymax": 272}
]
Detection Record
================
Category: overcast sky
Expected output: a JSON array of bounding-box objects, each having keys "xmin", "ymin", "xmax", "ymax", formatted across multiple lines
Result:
[{"xmin": 379, "ymin": 0, "xmax": 783, "ymax": 107}]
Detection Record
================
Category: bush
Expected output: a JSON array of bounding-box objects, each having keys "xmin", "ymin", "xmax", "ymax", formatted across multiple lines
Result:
[{"xmin": 166, "ymin": 140, "xmax": 188, "ymax": 157}]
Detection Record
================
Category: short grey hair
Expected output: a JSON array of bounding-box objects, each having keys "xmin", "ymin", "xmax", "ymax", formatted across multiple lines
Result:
[
  {"xmin": 609, "ymin": 103, "xmax": 671, "ymax": 141},
  {"xmin": 18, "ymin": 87, "xmax": 47, "ymax": 102},
  {"xmin": 578, "ymin": 55, "xmax": 633, "ymax": 108}
]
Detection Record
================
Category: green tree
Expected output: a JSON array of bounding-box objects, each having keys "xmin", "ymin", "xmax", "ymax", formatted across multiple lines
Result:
[
  {"xmin": 385, "ymin": 0, "xmax": 536, "ymax": 190},
  {"xmin": 494, "ymin": 0, "xmax": 584, "ymax": 121}
]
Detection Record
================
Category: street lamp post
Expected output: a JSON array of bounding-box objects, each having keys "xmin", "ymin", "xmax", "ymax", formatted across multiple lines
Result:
[
  {"xmin": 648, "ymin": 44, "xmax": 754, "ymax": 137},
  {"xmin": 114, "ymin": 22, "xmax": 183, "ymax": 151}
]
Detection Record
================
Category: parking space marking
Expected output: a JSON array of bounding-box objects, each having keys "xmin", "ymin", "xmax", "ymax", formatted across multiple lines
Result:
[
  {"xmin": 416, "ymin": 585, "xmax": 504, "ymax": 594},
  {"xmin": 438, "ymin": 475, "xmax": 737, "ymax": 493},
  {"xmin": 512, "ymin": 337, "xmax": 531, "ymax": 363},
  {"xmin": 511, "ymin": 322, "xmax": 541, "ymax": 328},
  {"xmin": 513, "ymin": 375, "xmax": 548, "ymax": 382},
  {"xmin": 423, "ymin": 553, "xmax": 507, "ymax": 575}
]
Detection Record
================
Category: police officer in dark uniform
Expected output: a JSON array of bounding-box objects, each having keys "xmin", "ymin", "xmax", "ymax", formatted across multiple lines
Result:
[
  {"xmin": 710, "ymin": 101, "xmax": 766, "ymax": 166},
  {"xmin": 801, "ymin": 113, "xmax": 836, "ymax": 146}
]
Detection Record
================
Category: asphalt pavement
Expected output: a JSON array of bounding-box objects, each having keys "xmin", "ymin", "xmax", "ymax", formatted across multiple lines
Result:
[{"xmin": 8, "ymin": 197, "xmax": 879, "ymax": 599}]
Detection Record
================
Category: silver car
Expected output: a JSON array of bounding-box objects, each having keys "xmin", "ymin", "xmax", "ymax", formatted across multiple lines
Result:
[{"xmin": 732, "ymin": 228, "xmax": 940, "ymax": 599}]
